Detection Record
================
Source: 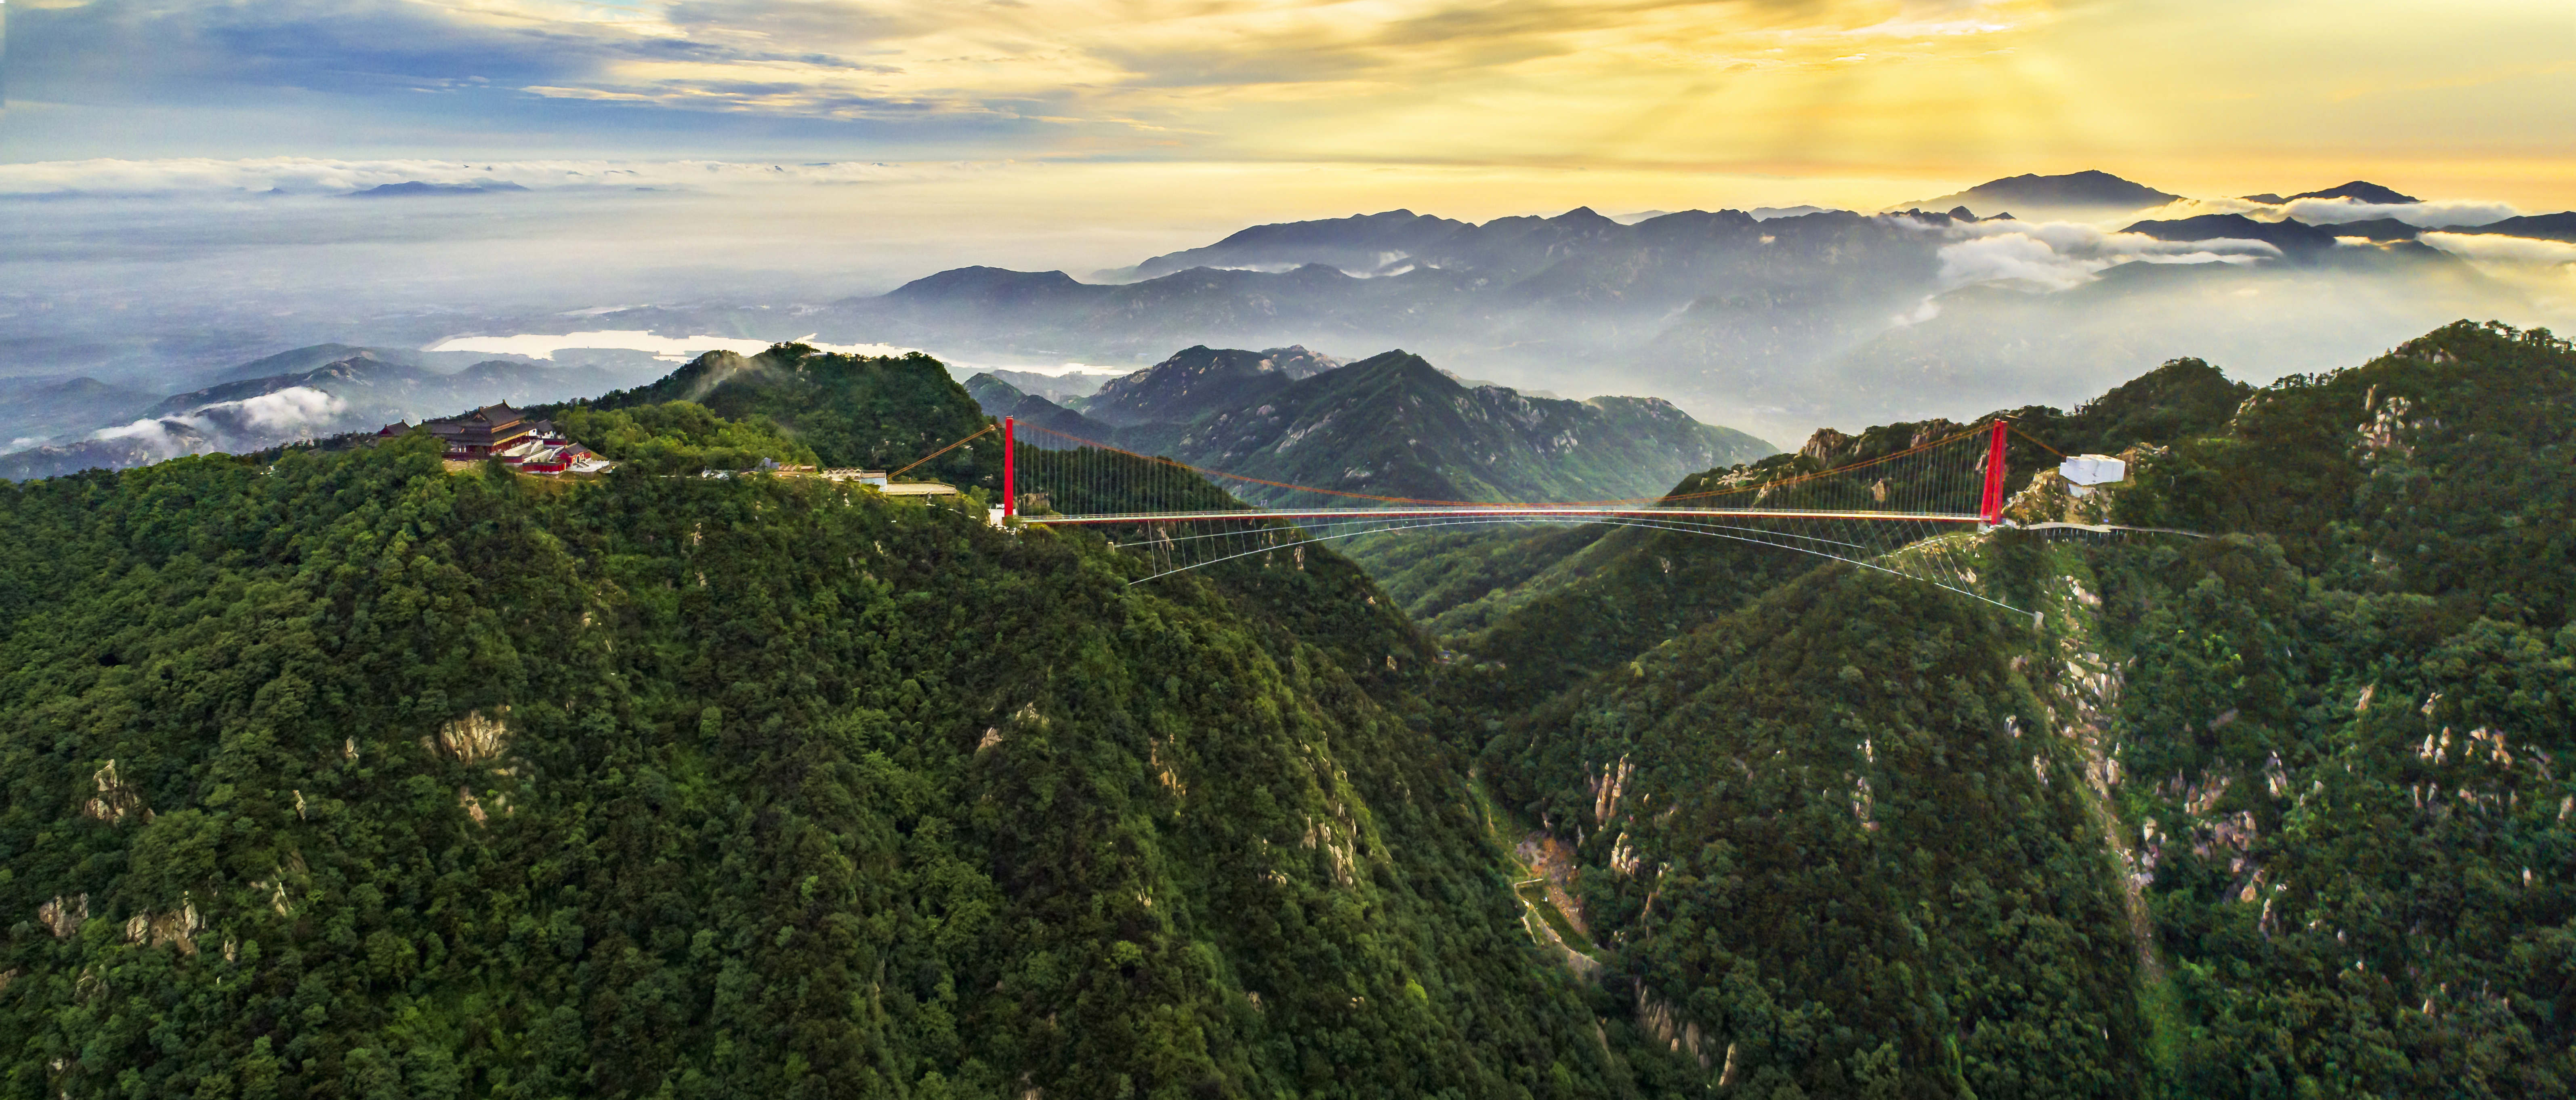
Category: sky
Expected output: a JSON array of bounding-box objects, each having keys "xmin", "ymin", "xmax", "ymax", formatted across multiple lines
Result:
[
  {"xmin": 1, "ymin": 0, "xmax": 2571, "ymax": 414},
  {"xmin": 4, "ymin": 0, "xmax": 2573, "ymax": 217}
]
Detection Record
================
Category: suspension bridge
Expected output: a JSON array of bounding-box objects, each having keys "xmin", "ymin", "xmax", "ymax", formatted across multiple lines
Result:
[{"xmin": 892, "ymin": 413, "xmax": 2157, "ymax": 612}]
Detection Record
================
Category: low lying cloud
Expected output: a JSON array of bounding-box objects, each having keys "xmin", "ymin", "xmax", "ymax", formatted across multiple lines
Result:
[
  {"xmin": 2280, "ymin": 197, "xmax": 2516, "ymax": 228},
  {"xmin": 2136, "ymin": 196, "xmax": 2519, "ymax": 229},
  {"xmin": 1895, "ymin": 217, "xmax": 2282, "ymax": 291},
  {"xmin": 88, "ymin": 385, "xmax": 350, "ymax": 459},
  {"xmin": 91, "ymin": 417, "xmax": 195, "ymax": 446},
  {"xmin": 2419, "ymin": 232, "xmax": 2576, "ymax": 266},
  {"xmin": 224, "ymin": 387, "xmax": 350, "ymax": 433}
]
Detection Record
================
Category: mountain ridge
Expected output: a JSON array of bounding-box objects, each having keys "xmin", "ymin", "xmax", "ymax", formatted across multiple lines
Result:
[{"xmin": 1894, "ymin": 169, "xmax": 2182, "ymax": 218}]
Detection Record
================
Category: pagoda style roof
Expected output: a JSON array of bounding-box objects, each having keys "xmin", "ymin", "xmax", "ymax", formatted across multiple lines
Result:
[{"xmin": 427, "ymin": 404, "xmax": 544, "ymax": 450}]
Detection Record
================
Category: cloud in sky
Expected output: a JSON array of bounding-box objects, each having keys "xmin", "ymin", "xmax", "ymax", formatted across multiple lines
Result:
[{"xmin": 3, "ymin": 0, "xmax": 2569, "ymax": 212}]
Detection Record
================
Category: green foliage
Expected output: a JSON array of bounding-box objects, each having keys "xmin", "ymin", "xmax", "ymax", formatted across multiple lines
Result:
[
  {"xmin": 2068, "ymin": 321, "xmax": 2576, "ymax": 1096},
  {"xmin": 560, "ymin": 344, "xmax": 1005, "ymax": 490},
  {"xmin": 554, "ymin": 402, "xmax": 818, "ymax": 475},
  {"xmin": 1484, "ymin": 565, "xmax": 2147, "ymax": 1097},
  {"xmin": 1451, "ymin": 322, "xmax": 2576, "ymax": 1099},
  {"xmin": 11, "ymin": 318, "xmax": 2573, "ymax": 1099},
  {"xmin": 0, "ymin": 430, "xmax": 1629, "ymax": 1099},
  {"xmin": 2005, "ymin": 356, "xmax": 2252, "ymax": 465}
]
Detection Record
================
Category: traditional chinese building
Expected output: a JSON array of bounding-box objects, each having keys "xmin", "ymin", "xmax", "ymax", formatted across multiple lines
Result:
[{"xmin": 424, "ymin": 405, "xmax": 552, "ymax": 458}]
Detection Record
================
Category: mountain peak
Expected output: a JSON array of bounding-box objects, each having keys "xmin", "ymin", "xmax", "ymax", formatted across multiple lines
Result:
[
  {"xmin": 2285, "ymin": 181, "xmax": 2422, "ymax": 204},
  {"xmin": 1083, "ymin": 344, "xmax": 1341, "ymax": 427},
  {"xmin": 2119, "ymin": 212, "xmax": 2339, "ymax": 254},
  {"xmin": 1894, "ymin": 170, "xmax": 2180, "ymax": 218}
]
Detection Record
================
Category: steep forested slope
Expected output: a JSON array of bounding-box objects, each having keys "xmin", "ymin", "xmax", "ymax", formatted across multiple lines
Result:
[
  {"xmin": 1469, "ymin": 322, "xmax": 2576, "ymax": 1097},
  {"xmin": 1486, "ymin": 563, "xmax": 2146, "ymax": 1098},
  {"xmin": 2068, "ymin": 321, "xmax": 2576, "ymax": 1095},
  {"xmin": 0, "ymin": 427, "xmax": 1635, "ymax": 1098},
  {"xmin": 1353, "ymin": 356, "xmax": 2248, "ymax": 719},
  {"xmin": 563, "ymin": 344, "xmax": 1004, "ymax": 492}
]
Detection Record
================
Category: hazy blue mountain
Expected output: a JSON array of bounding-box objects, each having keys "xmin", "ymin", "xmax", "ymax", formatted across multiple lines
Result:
[
  {"xmin": 962, "ymin": 372, "xmax": 1122, "ymax": 445},
  {"xmin": 1112, "ymin": 208, "xmax": 1476, "ymax": 281},
  {"xmin": 1103, "ymin": 349, "xmax": 1777, "ymax": 508},
  {"xmin": 3, "ymin": 351, "xmax": 663, "ymax": 480},
  {"xmin": 971, "ymin": 368, "xmax": 1121, "ymax": 406},
  {"xmin": 206, "ymin": 343, "xmax": 387, "ymax": 383},
  {"xmin": 2449, "ymin": 211, "xmax": 2576, "ymax": 241},
  {"xmin": 1894, "ymin": 169, "xmax": 2181, "ymax": 219},
  {"xmin": 0, "ymin": 376, "xmax": 162, "ymax": 450},
  {"xmin": 2119, "ymin": 212, "xmax": 2341, "ymax": 255},
  {"xmin": 1752, "ymin": 205, "xmax": 1837, "ymax": 220},
  {"xmin": 346, "ymin": 180, "xmax": 532, "ymax": 197},
  {"xmin": 796, "ymin": 185, "xmax": 2549, "ymax": 443},
  {"xmin": 151, "ymin": 351, "xmax": 645, "ymax": 421},
  {"xmin": 2282, "ymin": 180, "xmax": 2422, "ymax": 204},
  {"xmin": 2315, "ymin": 217, "xmax": 2429, "ymax": 241},
  {"xmin": 1081, "ymin": 344, "xmax": 1343, "ymax": 427}
]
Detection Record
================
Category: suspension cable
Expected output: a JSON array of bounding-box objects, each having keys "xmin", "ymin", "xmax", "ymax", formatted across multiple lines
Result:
[{"xmin": 890, "ymin": 423, "xmax": 996, "ymax": 478}]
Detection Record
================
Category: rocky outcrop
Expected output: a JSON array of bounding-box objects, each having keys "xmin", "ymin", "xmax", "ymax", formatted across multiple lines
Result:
[
  {"xmin": 37, "ymin": 895, "xmax": 88, "ymax": 938},
  {"xmin": 83, "ymin": 761, "xmax": 142, "ymax": 824}
]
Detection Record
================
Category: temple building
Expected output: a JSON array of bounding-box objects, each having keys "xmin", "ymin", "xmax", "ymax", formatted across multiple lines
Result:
[
  {"xmin": 421, "ymin": 405, "xmax": 612, "ymax": 474},
  {"xmin": 425, "ymin": 404, "xmax": 549, "ymax": 457}
]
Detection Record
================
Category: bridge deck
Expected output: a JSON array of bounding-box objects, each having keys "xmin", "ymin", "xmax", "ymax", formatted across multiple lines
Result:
[{"xmin": 1036, "ymin": 507, "xmax": 1987, "ymax": 525}]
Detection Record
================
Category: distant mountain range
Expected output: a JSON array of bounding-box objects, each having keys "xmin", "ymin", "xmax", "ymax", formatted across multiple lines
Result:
[
  {"xmin": 2240, "ymin": 181, "xmax": 2421, "ymax": 205},
  {"xmin": 595, "ymin": 168, "xmax": 2564, "ymax": 442},
  {"xmin": 347, "ymin": 180, "xmax": 532, "ymax": 198},
  {"xmin": 0, "ymin": 347, "xmax": 662, "ymax": 480},
  {"xmin": 21, "ymin": 168, "xmax": 2567, "ymax": 473},
  {"xmin": 966, "ymin": 343, "xmax": 1775, "ymax": 507},
  {"xmin": 2457, "ymin": 211, "xmax": 2576, "ymax": 241}
]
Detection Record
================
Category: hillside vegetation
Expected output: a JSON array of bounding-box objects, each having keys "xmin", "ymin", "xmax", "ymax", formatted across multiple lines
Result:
[
  {"xmin": 0, "ymin": 401, "xmax": 1626, "ymax": 1098},
  {"xmin": 4, "ymin": 321, "xmax": 2571, "ymax": 1098},
  {"xmin": 1464, "ymin": 321, "xmax": 2575, "ymax": 1097},
  {"xmin": 563, "ymin": 344, "xmax": 1005, "ymax": 491}
]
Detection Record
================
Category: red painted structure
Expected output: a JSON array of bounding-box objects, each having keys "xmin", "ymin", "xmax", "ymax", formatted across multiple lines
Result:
[
  {"xmin": 1002, "ymin": 416, "xmax": 1017, "ymax": 518},
  {"xmin": 1978, "ymin": 419, "xmax": 2011, "ymax": 524}
]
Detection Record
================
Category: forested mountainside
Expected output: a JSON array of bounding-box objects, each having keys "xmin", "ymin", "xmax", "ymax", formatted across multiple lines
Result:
[
  {"xmin": 559, "ymin": 344, "xmax": 1005, "ymax": 492},
  {"xmin": 1353, "ymin": 356, "xmax": 2248, "ymax": 715},
  {"xmin": 1458, "ymin": 321, "xmax": 2574, "ymax": 1097},
  {"xmin": 972, "ymin": 347, "xmax": 1774, "ymax": 509},
  {"xmin": 0, "ymin": 421, "xmax": 1641, "ymax": 1097},
  {"xmin": 6, "ymin": 318, "xmax": 2571, "ymax": 1098}
]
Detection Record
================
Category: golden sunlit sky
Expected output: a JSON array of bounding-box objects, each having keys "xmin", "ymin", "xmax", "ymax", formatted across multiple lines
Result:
[{"xmin": 5, "ymin": 0, "xmax": 2572, "ymax": 214}]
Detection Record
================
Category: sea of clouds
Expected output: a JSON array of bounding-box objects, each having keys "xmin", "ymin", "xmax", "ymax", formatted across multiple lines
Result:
[{"xmin": 0, "ymin": 158, "xmax": 960, "ymax": 198}]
